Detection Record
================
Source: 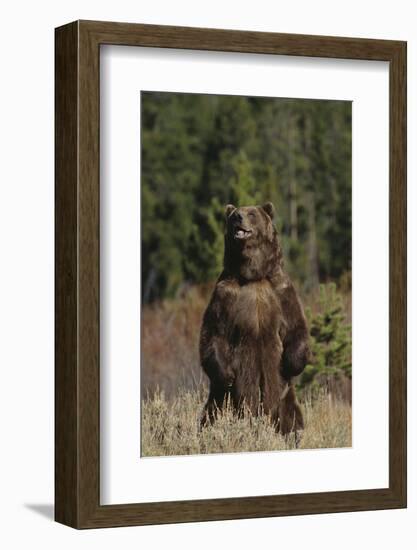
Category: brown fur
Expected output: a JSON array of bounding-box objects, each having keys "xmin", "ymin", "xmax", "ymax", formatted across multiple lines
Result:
[{"xmin": 199, "ymin": 202, "xmax": 310, "ymax": 435}]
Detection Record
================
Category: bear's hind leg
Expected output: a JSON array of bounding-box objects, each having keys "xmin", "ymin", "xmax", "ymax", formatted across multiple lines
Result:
[
  {"xmin": 199, "ymin": 386, "xmax": 228, "ymax": 430},
  {"xmin": 278, "ymin": 384, "xmax": 304, "ymax": 445},
  {"xmin": 231, "ymin": 373, "xmax": 262, "ymax": 419}
]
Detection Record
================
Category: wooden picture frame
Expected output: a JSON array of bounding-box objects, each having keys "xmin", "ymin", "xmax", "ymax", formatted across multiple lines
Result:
[{"xmin": 55, "ymin": 20, "xmax": 407, "ymax": 529}]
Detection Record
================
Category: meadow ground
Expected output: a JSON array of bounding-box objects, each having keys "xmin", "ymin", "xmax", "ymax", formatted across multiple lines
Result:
[{"xmin": 141, "ymin": 387, "xmax": 352, "ymax": 457}]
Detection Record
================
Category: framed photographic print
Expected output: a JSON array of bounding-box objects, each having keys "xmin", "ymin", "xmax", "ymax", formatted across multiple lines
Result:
[{"xmin": 55, "ymin": 20, "xmax": 407, "ymax": 528}]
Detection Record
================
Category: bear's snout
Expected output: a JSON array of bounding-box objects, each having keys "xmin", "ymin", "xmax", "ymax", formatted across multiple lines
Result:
[
  {"xmin": 230, "ymin": 210, "xmax": 243, "ymax": 224},
  {"xmin": 229, "ymin": 209, "xmax": 254, "ymax": 240}
]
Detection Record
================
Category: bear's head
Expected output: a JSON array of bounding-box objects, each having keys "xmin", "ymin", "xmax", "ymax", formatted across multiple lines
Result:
[
  {"xmin": 223, "ymin": 202, "xmax": 282, "ymax": 281},
  {"xmin": 225, "ymin": 203, "xmax": 275, "ymax": 242}
]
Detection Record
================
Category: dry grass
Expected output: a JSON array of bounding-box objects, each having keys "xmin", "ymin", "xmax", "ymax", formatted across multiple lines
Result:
[
  {"xmin": 141, "ymin": 286, "xmax": 209, "ymax": 399},
  {"xmin": 141, "ymin": 387, "xmax": 352, "ymax": 457}
]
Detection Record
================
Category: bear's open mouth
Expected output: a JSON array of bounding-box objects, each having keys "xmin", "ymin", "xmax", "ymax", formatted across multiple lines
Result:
[{"xmin": 234, "ymin": 227, "xmax": 253, "ymax": 240}]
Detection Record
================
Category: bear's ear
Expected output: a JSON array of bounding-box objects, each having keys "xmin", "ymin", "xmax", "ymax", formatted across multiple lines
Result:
[
  {"xmin": 261, "ymin": 202, "xmax": 275, "ymax": 220},
  {"xmin": 225, "ymin": 204, "xmax": 236, "ymax": 218}
]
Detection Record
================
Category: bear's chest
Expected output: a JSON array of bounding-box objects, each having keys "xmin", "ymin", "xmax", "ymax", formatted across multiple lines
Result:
[{"xmin": 225, "ymin": 280, "xmax": 281, "ymax": 337}]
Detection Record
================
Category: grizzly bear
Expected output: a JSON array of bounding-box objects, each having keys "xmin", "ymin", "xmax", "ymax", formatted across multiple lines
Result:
[{"xmin": 199, "ymin": 202, "xmax": 310, "ymax": 437}]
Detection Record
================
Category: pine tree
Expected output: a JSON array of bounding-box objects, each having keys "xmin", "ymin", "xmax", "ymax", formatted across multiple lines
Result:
[{"xmin": 298, "ymin": 283, "xmax": 352, "ymax": 391}]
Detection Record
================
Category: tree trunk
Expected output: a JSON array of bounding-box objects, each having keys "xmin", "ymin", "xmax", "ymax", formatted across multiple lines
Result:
[
  {"xmin": 287, "ymin": 114, "xmax": 298, "ymax": 241},
  {"xmin": 303, "ymin": 112, "xmax": 319, "ymax": 288},
  {"xmin": 306, "ymin": 190, "xmax": 319, "ymax": 289}
]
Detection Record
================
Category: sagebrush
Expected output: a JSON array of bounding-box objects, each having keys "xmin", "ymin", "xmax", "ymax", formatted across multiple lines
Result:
[{"xmin": 141, "ymin": 387, "xmax": 351, "ymax": 457}]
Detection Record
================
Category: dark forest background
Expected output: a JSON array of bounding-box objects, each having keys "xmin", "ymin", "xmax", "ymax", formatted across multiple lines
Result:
[{"xmin": 141, "ymin": 91, "xmax": 351, "ymax": 303}]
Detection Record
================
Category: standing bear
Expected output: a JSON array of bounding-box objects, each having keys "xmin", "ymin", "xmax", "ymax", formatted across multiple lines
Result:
[{"xmin": 199, "ymin": 202, "xmax": 311, "ymax": 436}]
